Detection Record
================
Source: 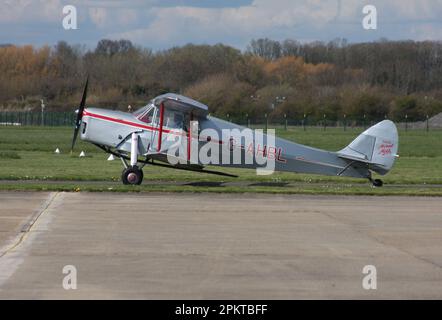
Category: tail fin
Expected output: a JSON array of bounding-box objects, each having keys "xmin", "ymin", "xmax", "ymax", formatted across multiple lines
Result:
[{"xmin": 337, "ymin": 120, "xmax": 399, "ymax": 175}]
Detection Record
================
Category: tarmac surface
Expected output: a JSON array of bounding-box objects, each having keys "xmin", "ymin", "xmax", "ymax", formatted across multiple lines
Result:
[{"xmin": 0, "ymin": 191, "xmax": 441, "ymax": 299}]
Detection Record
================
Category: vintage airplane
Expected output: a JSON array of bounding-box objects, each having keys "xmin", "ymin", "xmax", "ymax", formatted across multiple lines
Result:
[{"xmin": 71, "ymin": 78, "xmax": 399, "ymax": 187}]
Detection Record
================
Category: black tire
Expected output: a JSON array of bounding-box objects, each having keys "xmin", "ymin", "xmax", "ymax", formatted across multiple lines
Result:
[
  {"xmin": 372, "ymin": 179, "xmax": 383, "ymax": 187},
  {"xmin": 121, "ymin": 166, "xmax": 143, "ymax": 185}
]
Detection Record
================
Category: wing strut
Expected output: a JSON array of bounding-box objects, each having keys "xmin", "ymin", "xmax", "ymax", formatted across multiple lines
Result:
[{"xmin": 187, "ymin": 112, "xmax": 193, "ymax": 162}]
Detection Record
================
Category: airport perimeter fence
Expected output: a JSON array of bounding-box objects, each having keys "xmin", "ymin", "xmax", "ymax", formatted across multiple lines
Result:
[
  {"xmin": 222, "ymin": 114, "xmax": 435, "ymax": 132},
  {"xmin": 0, "ymin": 111, "xmax": 76, "ymax": 126},
  {"xmin": 0, "ymin": 111, "xmax": 435, "ymax": 131}
]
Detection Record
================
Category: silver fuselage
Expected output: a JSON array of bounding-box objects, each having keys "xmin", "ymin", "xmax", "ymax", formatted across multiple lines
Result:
[{"xmin": 80, "ymin": 105, "xmax": 372, "ymax": 179}]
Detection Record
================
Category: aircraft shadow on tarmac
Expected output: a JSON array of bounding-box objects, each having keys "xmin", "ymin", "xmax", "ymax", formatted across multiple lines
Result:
[
  {"xmin": 184, "ymin": 181, "xmax": 290, "ymax": 187},
  {"xmin": 249, "ymin": 182, "xmax": 290, "ymax": 187},
  {"xmin": 184, "ymin": 181, "xmax": 225, "ymax": 187}
]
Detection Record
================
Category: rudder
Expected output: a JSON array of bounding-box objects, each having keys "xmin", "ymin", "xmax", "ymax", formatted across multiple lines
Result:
[{"xmin": 337, "ymin": 120, "xmax": 399, "ymax": 175}]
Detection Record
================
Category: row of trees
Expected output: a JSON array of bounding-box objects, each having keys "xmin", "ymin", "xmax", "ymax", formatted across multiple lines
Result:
[
  {"xmin": 1, "ymin": 38, "xmax": 442, "ymax": 122},
  {"xmin": 248, "ymin": 38, "xmax": 442, "ymax": 94}
]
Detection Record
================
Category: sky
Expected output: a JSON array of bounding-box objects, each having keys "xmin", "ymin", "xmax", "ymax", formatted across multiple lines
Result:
[{"xmin": 1, "ymin": 0, "xmax": 442, "ymax": 50}]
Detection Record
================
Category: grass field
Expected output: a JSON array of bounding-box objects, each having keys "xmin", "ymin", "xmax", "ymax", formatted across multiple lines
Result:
[{"xmin": 0, "ymin": 125, "xmax": 441, "ymax": 195}]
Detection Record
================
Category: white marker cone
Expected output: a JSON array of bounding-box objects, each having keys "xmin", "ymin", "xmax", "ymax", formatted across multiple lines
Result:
[
  {"xmin": 79, "ymin": 151, "xmax": 86, "ymax": 157},
  {"xmin": 107, "ymin": 154, "xmax": 115, "ymax": 161},
  {"xmin": 54, "ymin": 148, "xmax": 60, "ymax": 154}
]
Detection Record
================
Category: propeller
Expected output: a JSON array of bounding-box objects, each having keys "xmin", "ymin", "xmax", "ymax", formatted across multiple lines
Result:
[{"xmin": 71, "ymin": 76, "xmax": 89, "ymax": 153}]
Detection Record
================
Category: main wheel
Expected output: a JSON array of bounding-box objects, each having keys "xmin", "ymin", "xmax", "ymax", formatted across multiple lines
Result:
[
  {"xmin": 372, "ymin": 179, "xmax": 383, "ymax": 187},
  {"xmin": 121, "ymin": 166, "xmax": 143, "ymax": 185}
]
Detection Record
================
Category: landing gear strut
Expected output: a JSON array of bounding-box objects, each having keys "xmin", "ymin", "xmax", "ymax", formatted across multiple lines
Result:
[{"xmin": 120, "ymin": 132, "xmax": 144, "ymax": 185}]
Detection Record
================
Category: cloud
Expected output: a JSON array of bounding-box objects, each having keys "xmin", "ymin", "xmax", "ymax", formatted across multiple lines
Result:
[
  {"xmin": 384, "ymin": 0, "xmax": 442, "ymax": 21},
  {"xmin": 109, "ymin": 0, "xmax": 442, "ymax": 48},
  {"xmin": 117, "ymin": 9, "xmax": 138, "ymax": 26},
  {"xmin": 0, "ymin": 0, "xmax": 62, "ymax": 23},
  {"xmin": 87, "ymin": 6, "xmax": 140, "ymax": 30},
  {"xmin": 1, "ymin": 0, "xmax": 442, "ymax": 49},
  {"xmin": 411, "ymin": 24, "xmax": 442, "ymax": 40},
  {"xmin": 88, "ymin": 7, "xmax": 108, "ymax": 28},
  {"xmin": 108, "ymin": 0, "xmax": 343, "ymax": 47}
]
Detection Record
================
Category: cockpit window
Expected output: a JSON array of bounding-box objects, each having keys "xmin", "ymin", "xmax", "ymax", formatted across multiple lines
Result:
[
  {"xmin": 137, "ymin": 105, "xmax": 155, "ymax": 124},
  {"xmin": 133, "ymin": 102, "xmax": 153, "ymax": 117},
  {"xmin": 164, "ymin": 109, "xmax": 184, "ymax": 129}
]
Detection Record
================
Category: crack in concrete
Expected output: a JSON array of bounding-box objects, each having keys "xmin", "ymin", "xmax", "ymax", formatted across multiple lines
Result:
[{"xmin": 0, "ymin": 192, "xmax": 59, "ymax": 258}]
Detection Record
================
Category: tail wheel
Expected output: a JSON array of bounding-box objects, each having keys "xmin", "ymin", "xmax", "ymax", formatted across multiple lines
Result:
[
  {"xmin": 372, "ymin": 179, "xmax": 383, "ymax": 187},
  {"xmin": 122, "ymin": 166, "xmax": 143, "ymax": 185}
]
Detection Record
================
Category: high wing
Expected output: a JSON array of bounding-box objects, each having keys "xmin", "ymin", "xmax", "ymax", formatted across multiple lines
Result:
[{"xmin": 154, "ymin": 93, "xmax": 209, "ymax": 117}]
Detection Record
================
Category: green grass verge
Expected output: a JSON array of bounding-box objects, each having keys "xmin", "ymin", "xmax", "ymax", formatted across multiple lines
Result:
[
  {"xmin": 0, "ymin": 182, "xmax": 441, "ymax": 196},
  {"xmin": 0, "ymin": 125, "xmax": 441, "ymax": 195}
]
